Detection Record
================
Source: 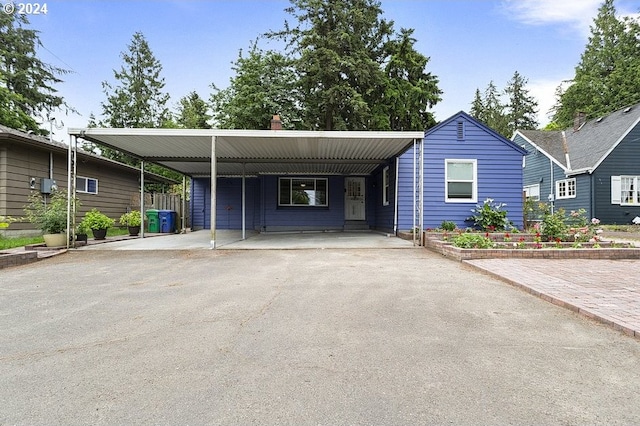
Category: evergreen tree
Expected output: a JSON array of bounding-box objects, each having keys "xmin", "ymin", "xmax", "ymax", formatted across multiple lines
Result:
[
  {"xmin": 177, "ymin": 91, "xmax": 211, "ymax": 129},
  {"xmin": 264, "ymin": 0, "xmax": 440, "ymax": 131},
  {"xmin": 471, "ymin": 72, "xmax": 538, "ymax": 137},
  {"xmin": 376, "ymin": 28, "xmax": 441, "ymax": 130},
  {"xmin": 470, "ymin": 89, "xmax": 484, "ymax": 119},
  {"xmin": 470, "ymin": 81, "xmax": 509, "ymax": 137},
  {"xmin": 100, "ymin": 32, "xmax": 171, "ymax": 129},
  {"xmin": 210, "ymin": 43, "xmax": 301, "ymax": 129},
  {"xmin": 0, "ymin": 13, "xmax": 70, "ymax": 135},
  {"xmin": 504, "ymin": 71, "xmax": 538, "ymax": 133},
  {"xmin": 552, "ymin": 0, "xmax": 640, "ymax": 127}
]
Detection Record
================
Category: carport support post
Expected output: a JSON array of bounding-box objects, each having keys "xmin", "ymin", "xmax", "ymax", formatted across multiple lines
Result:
[
  {"xmin": 182, "ymin": 175, "xmax": 187, "ymax": 233},
  {"xmin": 242, "ymin": 162, "xmax": 246, "ymax": 240},
  {"xmin": 210, "ymin": 136, "xmax": 217, "ymax": 249},
  {"xmin": 140, "ymin": 161, "xmax": 145, "ymax": 238}
]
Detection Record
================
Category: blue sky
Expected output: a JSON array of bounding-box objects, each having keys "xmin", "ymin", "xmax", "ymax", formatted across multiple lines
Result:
[{"xmin": 22, "ymin": 0, "xmax": 640, "ymax": 141}]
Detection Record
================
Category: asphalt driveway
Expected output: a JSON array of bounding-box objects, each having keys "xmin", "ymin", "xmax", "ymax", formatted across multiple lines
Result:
[{"xmin": 2, "ymin": 248, "xmax": 640, "ymax": 425}]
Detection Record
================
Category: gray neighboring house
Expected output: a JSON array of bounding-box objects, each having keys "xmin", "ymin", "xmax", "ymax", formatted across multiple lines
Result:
[
  {"xmin": 513, "ymin": 103, "xmax": 640, "ymax": 224},
  {"xmin": 0, "ymin": 125, "xmax": 174, "ymax": 236}
]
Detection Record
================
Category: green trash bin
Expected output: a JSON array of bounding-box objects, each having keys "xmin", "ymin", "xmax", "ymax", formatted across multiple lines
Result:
[{"xmin": 146, "ymin": 209, "xmax": 160, "ymax": 233}]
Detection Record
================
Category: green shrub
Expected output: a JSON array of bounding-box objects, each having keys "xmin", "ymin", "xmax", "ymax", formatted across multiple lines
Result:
[
  {"xmin": 440, "ymin": 220, "xmax": 456, "ymax": 231},
  {"xmin": 119, "ymin": 210, "xmax": 142, "ymax": 227},
  {"xmin": 468, "ymin": 198, "xmax": 509, "ymax": 231},
  {"xmin": 452, "ymin": 233, "xmax": 494, "ymax": 249},
  {"xmin": 24, "ymin": 190, "xmax": 69, "ymax": 234},
  {"xmin": 81, "ymin": 209, "xmax": 115, "ymax": 230}
]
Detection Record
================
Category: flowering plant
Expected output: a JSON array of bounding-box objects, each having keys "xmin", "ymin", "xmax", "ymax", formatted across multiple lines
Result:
[{"xmin": 468, "ymin": 198, "xmax": 510, "ymax": 231}]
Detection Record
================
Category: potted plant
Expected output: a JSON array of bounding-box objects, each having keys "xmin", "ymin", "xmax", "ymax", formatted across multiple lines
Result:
[
  {"xmin": 24, "ymin": 189, "xmax": 69, "ymax": 247},
  {"xmin": 119, "ymin": 210, "xmax": 142, "ymax": 236},
  {"xmin": 75, "ymin": 220, "xmax": 91, "ymax": 243},
  {"xmin": 81, "ymin": 208, "xmax": 114, "ymax": 240}
]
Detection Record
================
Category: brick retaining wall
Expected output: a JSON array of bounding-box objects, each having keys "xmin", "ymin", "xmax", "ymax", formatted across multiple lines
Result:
[
  {"xmin": 424, "ymin": 233, "xmax": 640, "ymax": 261},
  {"xmin": 0, "ymin": 251, "xmax": 38, "ymax": 269}
]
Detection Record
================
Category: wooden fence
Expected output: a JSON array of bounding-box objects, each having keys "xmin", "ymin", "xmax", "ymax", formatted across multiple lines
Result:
[{"xmin": 129, "ymin": 193, "xmax": 190, "ymax": 229}]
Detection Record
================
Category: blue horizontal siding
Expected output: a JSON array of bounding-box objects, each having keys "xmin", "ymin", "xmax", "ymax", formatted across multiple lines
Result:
[
  {"xmin": 593, "ymin": 124, "xmax": 640, "ymax": 224},
  {"xmin": 398, "ymin": 113, "xmax": 525, "ymax": 230},
  {"xmin": 190, "ymin": 177, "xmax": 260, "ymax": 230}
]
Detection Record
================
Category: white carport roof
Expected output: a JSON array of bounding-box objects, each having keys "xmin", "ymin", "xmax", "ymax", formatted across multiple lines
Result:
[
  {"xmin": 66, "ymin": 127, "xmax": 426, "ymax": 248},
  {"xmin": 67, "ymin": 128, "xmax": 425, "ymax": 176}
]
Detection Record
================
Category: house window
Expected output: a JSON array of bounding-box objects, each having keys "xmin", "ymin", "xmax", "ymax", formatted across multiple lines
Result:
[
  {"xmin": 523, "ymin": 184, "xmax": 540, "ymax": 201},
  {"xmin": 555, "ymin": 178, "xmax": 576, "ymax": 199},
  {"xmin": 621, "ymin": 176, "xmax": 640, "ymax": 205},
  {"xmin": 382, "ymin": 166, "xmax": 390, "ymax": 206},
  {"xmin": 76, "ymin": 176, "xmax": 98, "ymax": 194},
  {"xmin": 278, "ymin": 178, "xmax": 328, "ymax": 206},
  {"xmin": 445, "ymin": 159, "xmax": 477, "ymax": 203}
]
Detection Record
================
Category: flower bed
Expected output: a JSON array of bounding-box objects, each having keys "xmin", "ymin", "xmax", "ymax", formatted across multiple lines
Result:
[{"xmin": 423, "ymin": 232, "xmax": 640, "ymax": 261}]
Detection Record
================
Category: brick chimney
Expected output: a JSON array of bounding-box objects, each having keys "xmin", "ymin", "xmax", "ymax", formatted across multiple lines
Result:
[
  {"xmin": 270, "ymin": 114, "xmax": 282, "ymax": 130},
  {"xmin": 573, "ymin": 111, "xmax": 586, "ymax": 132}
]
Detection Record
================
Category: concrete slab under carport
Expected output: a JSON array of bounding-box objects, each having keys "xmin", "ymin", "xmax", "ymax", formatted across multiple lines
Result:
[{"xmin": 78, "ymin": 229, "xmax": 417, "ymax": 250}]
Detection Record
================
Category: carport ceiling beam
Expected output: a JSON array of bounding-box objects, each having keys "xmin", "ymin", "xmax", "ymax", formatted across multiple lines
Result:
[{"xmin": 144, "ymin": 157, "xmax": 388, "ymax": 164}]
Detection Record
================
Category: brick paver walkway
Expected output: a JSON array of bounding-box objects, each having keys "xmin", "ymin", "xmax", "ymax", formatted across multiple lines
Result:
[{"xmin": 466, "ymin": 258, "xmax": 640, "ymax": 339}]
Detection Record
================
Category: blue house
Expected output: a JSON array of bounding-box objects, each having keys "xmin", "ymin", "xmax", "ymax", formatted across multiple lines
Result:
[
  {"xmin": 69, "ymin": 112, "xmax": 526, "ymax": 247},
  {"xmin": 394, "ymin": 111, "xmax": 527, "ymax": 230},
  {"xmin": 190, "ymin": 112, "xmax": 526, "ymax": 233},
  {"xmin": 514, "ymin": 103, "xmax": 640, "ymax": 224}
]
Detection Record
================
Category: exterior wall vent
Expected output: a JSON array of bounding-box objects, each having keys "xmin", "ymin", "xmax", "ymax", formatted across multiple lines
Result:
[{"xmin": 456, "ymin": 121, "xmax": 465, "ymax": 140}]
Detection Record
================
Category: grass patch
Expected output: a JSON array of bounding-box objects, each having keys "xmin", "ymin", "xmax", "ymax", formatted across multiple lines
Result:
[
  {"xmin": 0, "ymin": 236, "xmax": 45, "ymax": 250},
  {"xmin": 107, "ymin": 227, "xmax": 130, "ymax": 237}
]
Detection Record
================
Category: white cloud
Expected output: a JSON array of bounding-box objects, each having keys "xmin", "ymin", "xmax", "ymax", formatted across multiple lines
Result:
[
  {"xmin": 501, "ymin": 0, "xmax": 603, "ymax": 35},
  {"xmin": 528, "ymin": 78, "xmax": 575, "ymax": 127}
]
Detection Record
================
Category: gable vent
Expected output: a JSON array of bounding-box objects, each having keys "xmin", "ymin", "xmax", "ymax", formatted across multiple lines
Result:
[{"xmin": 457, "ymin": 121, "xmax": 465, "ymax": 140}]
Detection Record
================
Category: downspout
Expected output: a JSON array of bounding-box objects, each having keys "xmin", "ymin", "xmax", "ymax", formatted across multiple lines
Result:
[
  {"xmin": 412, "ymin": 139, "xmax": 416, "ymax": 246},
  {"xmin": 549, "ymin": 157, "xmax": 554, "ymax": 215},
  {"xmin": 66, "ymin": 136, "xmax": 72, "ymax": 249},
  {"xmin": 419, "ymin": 138, "xmax": 424, "ymax": 236},
  {"xmin": 393, "ymin": 157, "xmax": 399, "ymax": 235},
  {"xmin": 182, "ymin": 175, "xmax": 186, "ymax": 233}
]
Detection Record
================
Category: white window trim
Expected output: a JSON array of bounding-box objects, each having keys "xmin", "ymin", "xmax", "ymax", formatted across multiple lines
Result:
[
  {"xmin": 382, "ymin": 166, "xmax": 390, "ymax": 206},
  {"xmin": 523, "ymin": 184, "xmax": 540, "ymax": 201},
  {"xmin": 76, "ymin": 175, "xmax": 98, "ymax": 194},
  {"xmin": 278, "ymin": 177, "xmax": 329, "ymax": 207},
  {"xmin": 445, "ymin": 159, "xmax": 477, "ymax": 203},
  {"xmin": 619, "ymin": 175, "xmax": 640, "ymax": 205},
  {"xmin": 555, "ymin": 178, "xmax": 576, "ymax": 200}
]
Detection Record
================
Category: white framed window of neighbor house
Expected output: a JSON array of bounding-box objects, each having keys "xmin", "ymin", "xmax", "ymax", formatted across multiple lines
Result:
[
  {"xmin": 555, "ymin": 178, "xmax": 576, "ymax": 199},
  {"xmin": 76, "ymin": 176, "xmax": 98, "ymax": 194}
]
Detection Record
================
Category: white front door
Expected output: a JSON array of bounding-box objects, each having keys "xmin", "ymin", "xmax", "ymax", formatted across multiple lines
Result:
[{"xmin": 345, "ymin": 177, "xmax": 366, "ymax": 220}]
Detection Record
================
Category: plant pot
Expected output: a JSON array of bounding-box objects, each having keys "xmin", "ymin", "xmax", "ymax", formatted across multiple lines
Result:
[
  {"xmin": 127, "ymin": 225, "xmax": 140, "ymax": 236},
  {"xmin": 76, "ymin": 233, "xmax": 88, "ymax": 243},
  {"xmin": 43, "ymin": 233, "xmax": 67, "ymax": 247},
  {"xmin": 92, "ymin": 228, "xmax": 108, "ymax": 240}
]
